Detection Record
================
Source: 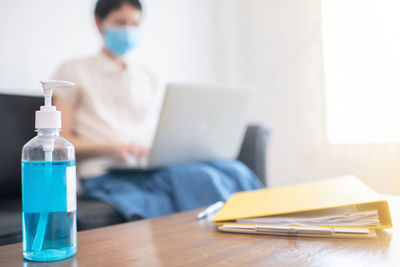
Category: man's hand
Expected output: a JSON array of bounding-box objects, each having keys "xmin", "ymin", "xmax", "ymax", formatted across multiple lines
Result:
[{"xmin": 112, "ymin": 144, "xmax": 150, "ymax": 160}]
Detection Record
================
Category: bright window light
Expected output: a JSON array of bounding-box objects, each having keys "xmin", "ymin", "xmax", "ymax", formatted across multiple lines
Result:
[{"xmin": 321, "ymin": 0, "xmax": 400, "ymax": 144}]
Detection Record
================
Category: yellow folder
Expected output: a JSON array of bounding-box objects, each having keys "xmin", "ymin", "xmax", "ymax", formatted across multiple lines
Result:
[{"xmin": 212, "ymin": 176, "xmax": 392, "ymax": 229}]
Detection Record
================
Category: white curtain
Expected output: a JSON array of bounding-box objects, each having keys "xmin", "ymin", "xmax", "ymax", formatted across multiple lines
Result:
[
  {"xmin": 322, "ymin": 0, "xmax": 400, "ymax": 144},
  {"xmin": 216, "ymin": 0, "xmax": 400, "ymax": 193}
]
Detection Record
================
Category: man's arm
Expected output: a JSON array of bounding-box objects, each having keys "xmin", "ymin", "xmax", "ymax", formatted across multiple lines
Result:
[{"xmin": 54, "ymin": 97, "xmax": 149, "ymax": 160}]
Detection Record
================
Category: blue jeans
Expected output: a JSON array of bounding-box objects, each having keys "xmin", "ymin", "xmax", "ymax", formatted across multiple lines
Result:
[{"xmin": 82, "ymin": 160, "xmax": 264, "ymax": 220}]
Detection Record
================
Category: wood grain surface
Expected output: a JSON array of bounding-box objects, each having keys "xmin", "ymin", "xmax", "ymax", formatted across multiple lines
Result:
[{"xmin": 1, "ymin": 195, "xmax": 399, "ymax": 267}]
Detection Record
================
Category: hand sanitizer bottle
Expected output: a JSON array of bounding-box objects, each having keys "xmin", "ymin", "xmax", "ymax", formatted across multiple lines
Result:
[{"xmin": 21, "ymin": 80, "xmax": 77, "ymax": 261}]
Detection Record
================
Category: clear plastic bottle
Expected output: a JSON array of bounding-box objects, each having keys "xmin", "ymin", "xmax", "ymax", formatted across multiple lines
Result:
[{"xmin": 21, "ymin": 80, "xmax": 77, "ymax": 261}]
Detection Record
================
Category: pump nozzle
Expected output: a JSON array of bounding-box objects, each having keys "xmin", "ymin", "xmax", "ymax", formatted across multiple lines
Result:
[
  {"xmin": 35, "ymin": 80, "xmax": 75, "ymax": 129},
  {"xmin": 40, "ymin": 80, "xmax": 75, "ymax": 107}
]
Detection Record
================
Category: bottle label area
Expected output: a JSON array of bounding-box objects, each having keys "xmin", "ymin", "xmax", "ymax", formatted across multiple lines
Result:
[
  {"xmin": 22, "ymin": 161, "xmax": 76, "ymax": 213},
  {"xmin": 66, "ymin": 166, "xmax": 76, "ymax": 212}
]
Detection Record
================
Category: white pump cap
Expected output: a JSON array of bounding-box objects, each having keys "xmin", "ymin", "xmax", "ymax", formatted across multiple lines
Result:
[{"xmin": 35, "ymin": 80, "xmax": 75, "ymax": 129}]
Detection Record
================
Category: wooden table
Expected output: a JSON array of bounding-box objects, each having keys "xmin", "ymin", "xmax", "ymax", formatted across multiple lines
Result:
[{"xmin": 1, "ymin": 196, "xmax": 399, "ymax": 267}]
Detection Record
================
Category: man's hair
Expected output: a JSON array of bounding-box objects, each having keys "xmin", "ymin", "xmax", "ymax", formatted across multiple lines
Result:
[{"xmin": 95, "ymin": 0, "xmax": 142, "ymax": 21}]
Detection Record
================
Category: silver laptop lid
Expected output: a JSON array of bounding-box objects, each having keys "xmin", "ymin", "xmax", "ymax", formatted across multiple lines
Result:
[{"xmin": 148, "ymin": 83, "xmax": 252, "ymax": 168}]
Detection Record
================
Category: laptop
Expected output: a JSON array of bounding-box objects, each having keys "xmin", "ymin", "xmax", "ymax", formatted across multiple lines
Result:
[{"xmin": 110, "ymin": 83, "xmax": 251, "ymax": 170}]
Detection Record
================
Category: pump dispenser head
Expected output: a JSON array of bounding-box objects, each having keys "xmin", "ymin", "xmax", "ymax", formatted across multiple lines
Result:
[{"xmin": 35, "ymin": 80, "xmax": 75, "ymax": 129}]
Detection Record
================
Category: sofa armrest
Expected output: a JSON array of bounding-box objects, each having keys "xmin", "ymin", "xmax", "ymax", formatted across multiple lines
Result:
[{"xmin": 237, "ymin": 124, "xmax": 270, "ymax": 185}]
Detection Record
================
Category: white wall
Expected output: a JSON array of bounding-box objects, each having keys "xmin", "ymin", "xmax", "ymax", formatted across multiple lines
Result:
[
  {"xmin": 0, "ymin": 0, "xmax": 100, "ymax": 94},
  {"xmin": 0, "ymin": 0, "xmax": 219, "ymax": 94},
  {"xmin": 138, "ymin": 0, "xmax": 219, "ymax": 83}
]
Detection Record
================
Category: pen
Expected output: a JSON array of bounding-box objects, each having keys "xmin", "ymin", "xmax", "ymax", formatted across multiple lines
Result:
[
  {"xmin": 197, "ymin": 201, "xmax": 225, "ymax": 219},
  {"xmin": 217, "ymin": 224, "xmax": 374, "ymax": 238}
]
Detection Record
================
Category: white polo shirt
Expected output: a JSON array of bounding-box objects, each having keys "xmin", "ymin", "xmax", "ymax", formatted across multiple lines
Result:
[{"xmin": 53, "ymin": 51, "xmax": 164, "ymax": 178}]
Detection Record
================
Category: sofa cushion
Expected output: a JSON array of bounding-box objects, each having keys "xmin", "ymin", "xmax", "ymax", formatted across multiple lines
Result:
[
  {"xmin": 0, "ymin": 94, "xmax": 42, "ymax": 198},
  {"xmin": 238, "ymin": 124, "xmax": 269, "ymax": 185},
  {"xmin": 0, "ymin": 197, "xmax": 125, "ymax": 245},
  {"xmin": 76, "ymin": 198, "xmax": 125, "ymax": 231},
  {"xmin": 0, "ymin": 198, "xmax": 21, "ymax": 245}
]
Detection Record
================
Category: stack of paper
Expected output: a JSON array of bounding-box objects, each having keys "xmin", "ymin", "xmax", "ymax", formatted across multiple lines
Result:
[{"xmin": 237, "ymin": 208, "xmax": 380, "ymax": 227}]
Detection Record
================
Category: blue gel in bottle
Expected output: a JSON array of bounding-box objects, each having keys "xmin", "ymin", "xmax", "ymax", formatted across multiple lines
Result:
[{"xmin": 22, "ymin": 160, "xmax": 77, "ymax": 261}]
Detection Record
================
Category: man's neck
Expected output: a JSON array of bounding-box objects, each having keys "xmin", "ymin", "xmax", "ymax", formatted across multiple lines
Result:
[{"xmin": 102, "ymin": 48, "xmax": 126, "ymax": 70}]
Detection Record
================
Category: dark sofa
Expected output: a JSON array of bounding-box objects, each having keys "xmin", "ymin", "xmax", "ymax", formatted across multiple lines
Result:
[{"xmin": 0, "ymin": 93, "xmax": 269, "ymax": 246}]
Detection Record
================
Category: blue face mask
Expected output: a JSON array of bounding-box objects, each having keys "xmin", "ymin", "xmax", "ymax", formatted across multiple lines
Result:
[{"xmin": 103, "ymin": 25, "xmax": 140, "ymax": 56}]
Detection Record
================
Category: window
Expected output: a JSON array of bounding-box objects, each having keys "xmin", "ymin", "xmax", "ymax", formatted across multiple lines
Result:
[{"xmin": 321, "ymin": 0, "xmax": 400, "ymax": 144}]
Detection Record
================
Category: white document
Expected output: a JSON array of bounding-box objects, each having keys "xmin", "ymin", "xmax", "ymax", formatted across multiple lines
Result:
[{"xmin": 237, "ymin": 207, "xmax": 379, "ymax": 227}]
